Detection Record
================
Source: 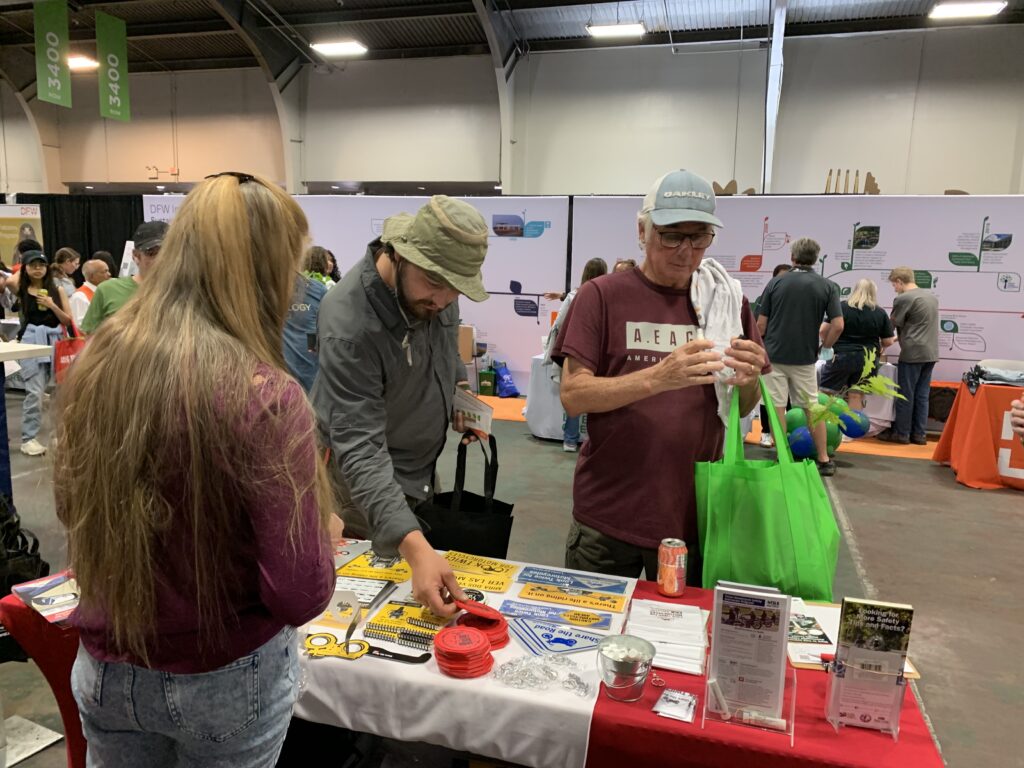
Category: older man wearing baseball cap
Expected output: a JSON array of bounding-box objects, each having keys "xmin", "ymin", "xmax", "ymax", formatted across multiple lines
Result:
[
  {"xmin": 550, "ymin": 169, "xmax": 769, "ymax": 586},
  {"xmin": 81, "ymin": 220, "xmax": 168, "ymax": 333},
  {"xmin": 312, "ymin": 195, "xmax": 488, "ymax": 615}
]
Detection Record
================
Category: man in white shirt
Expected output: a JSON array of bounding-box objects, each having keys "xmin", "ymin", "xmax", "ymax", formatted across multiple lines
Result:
[{"xmin": 70, "ymin": 259, "xmax": 112, "ymax": 327}]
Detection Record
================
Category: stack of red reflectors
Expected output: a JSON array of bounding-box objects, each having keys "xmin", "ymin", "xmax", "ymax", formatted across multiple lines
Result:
[
  {"xmin": 454, "ymin": 599, "xmax": 509, "ymax": 650},
  {"xmin": 434, "ymin": 626, "xmax": 494, "ymax": 678}
]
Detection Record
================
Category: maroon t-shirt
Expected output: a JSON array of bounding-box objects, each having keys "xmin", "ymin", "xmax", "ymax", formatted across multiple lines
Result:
[{"xmin": 552, "ymin": 268, "xmax": 766, "ymax": 550}]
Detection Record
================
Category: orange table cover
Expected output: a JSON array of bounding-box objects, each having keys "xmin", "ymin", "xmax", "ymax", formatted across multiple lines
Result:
[{"xmin": 933, "ymin": 382, "xmax": 1024, "ymax": 491}]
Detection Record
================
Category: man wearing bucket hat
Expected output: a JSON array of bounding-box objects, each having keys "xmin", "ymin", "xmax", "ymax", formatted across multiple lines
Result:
[
  {"xmin": 551, "ymin": 169, "xmax": 769, "ymax": 586},
  {"xmin": 312, "ymin": 195, "xmax": 488, "ymax": 616}
]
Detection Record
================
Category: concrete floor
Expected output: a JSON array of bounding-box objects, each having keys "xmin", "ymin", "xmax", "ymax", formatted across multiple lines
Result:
[{"xmin": 2, "ymin": 395, "xmax": 1022, "ymax": 767}]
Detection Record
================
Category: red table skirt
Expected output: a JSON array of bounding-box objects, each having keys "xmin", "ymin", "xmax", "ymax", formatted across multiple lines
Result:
[
  {"xmin": 0, "ymin": 593, "xmax": 86, "ymax": 768},
  {"xmin": 586, "ymin": 583, "xmax": 943, "ymax": 768}
]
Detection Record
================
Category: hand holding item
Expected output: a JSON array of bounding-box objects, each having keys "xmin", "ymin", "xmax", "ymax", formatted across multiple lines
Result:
[
  {"xmin": 451, "ymin": 409, "xmax": 479, "ymax": 445},
  {"xmin": 328, "ymin": 513, "xmax": 345, "ymax": 544},
  {"xmin": 403, "ymin": 534, "xmax": 466, "ymax": 617},
  {"xmin": 653, "ymin": 339, "xmax": 724, "ymax": 392},
  {"xmin": 1011, "ymin": 398, "xmax": 1024, "ymax": 442},
  {"xmin": 723, "ymin": 337, "xmax": 767, "ymax": 387}
]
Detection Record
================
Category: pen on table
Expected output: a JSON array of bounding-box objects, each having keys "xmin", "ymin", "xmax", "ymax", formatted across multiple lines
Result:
[{"xmin": 737, "ymin": 709, "xmax": 788, "ymax": 732}]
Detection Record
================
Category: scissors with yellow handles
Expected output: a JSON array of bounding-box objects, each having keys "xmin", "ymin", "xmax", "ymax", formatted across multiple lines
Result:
[{"xmin": 305, "ymin": 633, "xmax": 431, "ymax": 664}]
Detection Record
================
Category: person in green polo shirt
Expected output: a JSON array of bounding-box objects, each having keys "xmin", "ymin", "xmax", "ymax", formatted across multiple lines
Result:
[{"xmin": 81, "ymin": 221, "xmax": 168, "ymax": 334}]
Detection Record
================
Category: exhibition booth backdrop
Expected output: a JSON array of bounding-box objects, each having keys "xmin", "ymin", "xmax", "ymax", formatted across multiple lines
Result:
[
  {"xmin": 572, "ymin": 195, "xmax": 1021, "ymax": 385},
  {"xmin": 141, "ymin": 193, "xmax": 1021, "ymax": 392},
  {"xmin": 144, "ymin": 194, "xmax": 566, "ymax": 392}
]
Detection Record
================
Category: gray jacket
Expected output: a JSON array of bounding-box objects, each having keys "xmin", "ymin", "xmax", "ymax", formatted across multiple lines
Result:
[{"xmin": 311, "ymin": 242, "xmax": 464, "ymax": 557}]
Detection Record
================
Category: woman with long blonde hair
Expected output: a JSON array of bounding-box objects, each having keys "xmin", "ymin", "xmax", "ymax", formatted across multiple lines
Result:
[
  {"xmin": 55, "ymin": 172, "xmax": 340, "ymax": 767},
  {"xmin": 819, "ymin": 278, "xmax": 896, "ymax": 411}
]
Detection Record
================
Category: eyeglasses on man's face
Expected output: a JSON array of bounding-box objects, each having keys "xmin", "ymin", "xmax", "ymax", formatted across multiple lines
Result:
[{"xmin": 656, "ymin": 229, "xmax": 715, "ymax": 250}]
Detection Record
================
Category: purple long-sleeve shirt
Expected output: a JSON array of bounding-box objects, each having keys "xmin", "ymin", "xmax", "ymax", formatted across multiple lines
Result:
[{"xmin": 72, "ymin": 369, "xmax": 334, "ymax": 673}]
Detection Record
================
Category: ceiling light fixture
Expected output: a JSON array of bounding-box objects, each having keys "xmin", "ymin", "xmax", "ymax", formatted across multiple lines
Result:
[
  {"xmin": 156, "ymin": 185, "xmax": 165, "ymax": 190},
  {"xmin": 85, "ymin": 185, "xmax": 94, "ymax": 190},
  {"xmin": 310, "ymin": 40, "xmax": 368, "ymax": 57},
  {"xmin": 929, "ymin": 1, "xmax": 1006, "ymax": 19},
  {"xmin": 68, "ymin": 55, "xmax": 99, "ymax": 70},
  {"xmin": 587, "ymin": 22, "xmax": 645, "ymax": 38}
]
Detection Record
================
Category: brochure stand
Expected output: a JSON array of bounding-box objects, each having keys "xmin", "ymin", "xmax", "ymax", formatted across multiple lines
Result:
[
  {"xmin": 701, "ymin": 662, "xmax": 798, "ymax": 748},
  {"xmin": 825, "ymin": 660, "xmax": 908, "ymax": 742}
]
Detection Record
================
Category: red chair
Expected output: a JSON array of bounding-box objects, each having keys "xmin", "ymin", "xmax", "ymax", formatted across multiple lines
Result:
[{"xmin": 0, "ymin": 594, "xmax": 86, "ymax": 768}]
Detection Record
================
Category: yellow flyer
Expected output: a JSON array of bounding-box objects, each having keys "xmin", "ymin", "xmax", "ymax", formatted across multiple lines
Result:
[
  {"xmin": 518, "ymin": 582, "xmax": 627, "ymax": 613},
  {"xmin": 456, "ymin": 571, "xmax": 513, "ymax": 593},
  {"xmin": 444, "ymin": 550, "xmax": 518, "ymax": 577},
  {"xmin": 338, "ymin": 553, "xmax": 412, "ymax": 583}
]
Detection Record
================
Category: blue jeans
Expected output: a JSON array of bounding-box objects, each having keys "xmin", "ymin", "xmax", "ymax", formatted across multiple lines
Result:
[
  {"xmin": 894, "ymin": 361, "xmax": 935, "ymax": 438},
  {"xmin": 71, "ymin": 627, "xmax": 299, "ymax": 768},
  {"xmin": 563, "ymin": 414, "xmax": 580, "ymax": 445},
  {"xmin": 21, "ymin": 364, "xmax": 49, "ymax": 443}
]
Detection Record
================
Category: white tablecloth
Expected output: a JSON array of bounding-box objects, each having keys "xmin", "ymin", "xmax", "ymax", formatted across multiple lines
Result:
[
  {"xmin": 295, "ymin": 561, "xmax": 635, "ymax": 768},
  {"xmin": 523, "ymin": 354, "xmax": 564, "ymax": 441}
]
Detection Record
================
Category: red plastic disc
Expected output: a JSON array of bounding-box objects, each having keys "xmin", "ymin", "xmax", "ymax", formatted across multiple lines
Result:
[
  {"xmin": 434, "ymin": 627, "xmax": 489, "ymax": 656},
  {"xmin": 455, "ymin": 599, "xmax": 504, "ymax": 622},
  {"xmin": 437, "ymin": 654, "xmax": 494, "ymax": 678},
  {"xmin": 434, "ymin": 626, "xmax": 495, "ymax": 678},
  {"xmin": 455, "ymin": 614, "xmax": 509, "ymax": 649}
]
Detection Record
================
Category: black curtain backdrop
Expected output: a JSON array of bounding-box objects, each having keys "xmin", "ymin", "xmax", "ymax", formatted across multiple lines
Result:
[{"xmin": 16, "ymin": 194, "xmax": 143, "ymax": 284}]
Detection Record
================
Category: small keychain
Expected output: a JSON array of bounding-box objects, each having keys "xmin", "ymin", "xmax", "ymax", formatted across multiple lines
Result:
[{"xmin": 651, "ymin": 672, "xmax": 667, "ymax": 688}]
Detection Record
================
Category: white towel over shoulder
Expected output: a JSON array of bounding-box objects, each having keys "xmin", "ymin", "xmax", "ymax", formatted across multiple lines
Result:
[{"xmin": 690, "ymin": 257, "xmax": 745, "ymax": 426}]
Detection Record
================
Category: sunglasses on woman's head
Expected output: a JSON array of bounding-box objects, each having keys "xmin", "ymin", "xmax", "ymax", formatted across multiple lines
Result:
[{"xmin": 205, "ymin": 171, "xmax": 258, "ymax": 185}]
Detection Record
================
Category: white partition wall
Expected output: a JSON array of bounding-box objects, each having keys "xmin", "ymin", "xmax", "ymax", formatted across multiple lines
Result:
[
  {"xmin": 297, "ymin": 195, "xmax": 569, "ymax": 392},
  {"xmin": 572, "ymin": 195, "xmax": 1023, "ymax": 382},
  {"xmin": 144, "ymin": 194, "xmax": 570, "ymax": 392}
]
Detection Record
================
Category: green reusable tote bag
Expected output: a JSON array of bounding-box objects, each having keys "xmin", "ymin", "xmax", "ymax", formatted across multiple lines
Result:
[{"xmin": 695, "ymin": 378, "xmax": 840, "ymax": 601}]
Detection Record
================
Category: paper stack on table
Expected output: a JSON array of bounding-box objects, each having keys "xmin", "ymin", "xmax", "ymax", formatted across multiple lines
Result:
[{"xmin": 624, "ymin": 599, "xmax": 706, "ymax": 675}]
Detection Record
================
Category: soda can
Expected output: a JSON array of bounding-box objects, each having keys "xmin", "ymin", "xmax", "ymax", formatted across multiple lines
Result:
[{"xmin": 657, "ymin": 538, "xmax": 688, "ymax": 597}]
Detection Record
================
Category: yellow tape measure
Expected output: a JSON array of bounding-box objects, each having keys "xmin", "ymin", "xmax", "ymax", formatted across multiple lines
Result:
[
  {"xmin": 304, "ymin": 632, "xmax": 431, "ymax": 665},
  {"xmin": 305, "ymin": 633, "xmax": 370, "ymax": 660}
]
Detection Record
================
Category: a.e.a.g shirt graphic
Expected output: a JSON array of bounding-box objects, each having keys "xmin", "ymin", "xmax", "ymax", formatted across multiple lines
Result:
[{"xmin": 552, "ymin": 268, "xmax": 764, "ymax": 550}]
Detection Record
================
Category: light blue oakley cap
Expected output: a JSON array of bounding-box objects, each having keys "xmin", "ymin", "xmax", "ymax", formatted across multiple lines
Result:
[{"xmin": 640, "ymin": 169, "xmax": 724, "ymax": 228}]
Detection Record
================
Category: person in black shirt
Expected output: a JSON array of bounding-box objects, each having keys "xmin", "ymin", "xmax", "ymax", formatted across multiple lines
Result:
[
  {"xmin": 819, "ymin": 279, "xmax": 896, "ymax": 412},
  {"xmin": 753, "ymin": 263, "xmax": 792, "ymax": 447},
  {"xmin": 757, "ymin": 238, "xmax": 844, "ymax": 476}
]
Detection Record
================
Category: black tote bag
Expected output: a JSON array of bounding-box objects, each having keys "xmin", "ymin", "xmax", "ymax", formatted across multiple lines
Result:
[
  {"xmin": 416, "ymin": 433, "xmax": 514, "ymax": 559},
  {"xmin": 0, "ymin": 503, "xmax": 49, "ymax": 597}
]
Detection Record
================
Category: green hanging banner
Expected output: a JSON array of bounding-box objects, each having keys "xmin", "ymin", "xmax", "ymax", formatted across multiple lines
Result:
[
  {"xmin": 33, "ymin": 0, "xmax": 71, "ymax": 108},
  {"xmin": 96, "ymin": 11, "xmax": 131, "ymax": 121}
]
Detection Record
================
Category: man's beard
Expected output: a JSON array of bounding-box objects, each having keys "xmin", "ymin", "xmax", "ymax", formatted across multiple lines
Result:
[{"xmin": 396, "ymin": 261, "xmax": 440, "ymax": 322}]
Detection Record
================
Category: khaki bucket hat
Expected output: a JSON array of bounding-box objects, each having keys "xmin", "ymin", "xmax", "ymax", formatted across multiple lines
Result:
[{"xmin": 381, "ymin": 195, "xmax": 489, "ymax": 302}]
